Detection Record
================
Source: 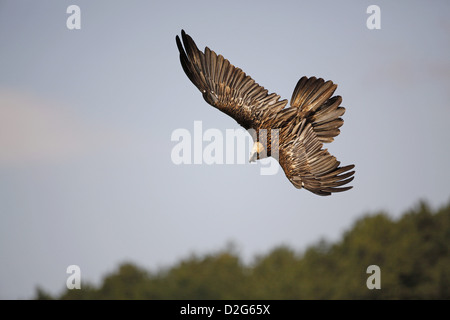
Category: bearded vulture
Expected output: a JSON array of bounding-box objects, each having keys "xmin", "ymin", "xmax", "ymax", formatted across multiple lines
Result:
[{"xmin": 176, "ymin": 30, "xmax": 355, "ymax": 196}]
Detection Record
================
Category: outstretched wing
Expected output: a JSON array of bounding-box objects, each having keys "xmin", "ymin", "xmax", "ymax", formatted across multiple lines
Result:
[
  {"xmin": 279, "ymin": 123, "xmax": 355, "ymax": 195},
  {"xmin": 279, "ymin": 76, "xmax": 354, "ymax": 196},
  {"xmin": 176, "ymin": 30, "xmax": 287, "ymax": 130}
]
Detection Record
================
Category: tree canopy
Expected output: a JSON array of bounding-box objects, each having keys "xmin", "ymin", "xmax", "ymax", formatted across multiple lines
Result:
[{"xmin": 36, "ymin": 199, "xmax": 450, "ymax": 299}]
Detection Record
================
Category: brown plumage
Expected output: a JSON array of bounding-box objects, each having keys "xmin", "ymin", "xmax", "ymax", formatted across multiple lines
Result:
[{"xmin": 176, "ymin": 30, "xmax": 355, "ymax": 196}]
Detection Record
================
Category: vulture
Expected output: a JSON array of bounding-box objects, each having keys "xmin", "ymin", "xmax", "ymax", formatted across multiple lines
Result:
[{"xmin": 176, "ymin": 30, "xmax": 355, "ymax": 196}]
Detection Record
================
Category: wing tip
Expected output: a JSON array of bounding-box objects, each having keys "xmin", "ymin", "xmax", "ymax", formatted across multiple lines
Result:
[
  {"xmin": 293, "ymin": 163, "xmax": 355, "ymax": 196},
  {"xmin": 175, "ymin": 34, "xmax": 183, "ymax": 52}
]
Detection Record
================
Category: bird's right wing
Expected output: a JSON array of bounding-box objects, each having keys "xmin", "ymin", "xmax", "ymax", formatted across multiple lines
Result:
[
  {"xmin": 278, "ymin": 76, "xmax": 354, "ymax": 195},
  {"xmin": 279, "ymin": 122, "xmax": 355, "ymax": 196},
  {"xmin": 176, "ymin": 30, "xmax": 287, "ymax": 130}
]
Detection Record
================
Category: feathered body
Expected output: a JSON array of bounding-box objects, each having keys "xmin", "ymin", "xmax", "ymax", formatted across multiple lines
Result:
[{"xmin": 176, "ymin": 30, "xmax": 354, "ymax": 196}]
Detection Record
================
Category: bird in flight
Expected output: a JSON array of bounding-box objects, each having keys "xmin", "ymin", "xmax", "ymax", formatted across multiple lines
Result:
[{"xmin": 176, "ymin": 30, "xmax": 355, "ymax": 196}]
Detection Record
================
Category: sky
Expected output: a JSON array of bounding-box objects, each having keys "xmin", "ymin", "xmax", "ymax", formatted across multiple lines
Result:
[{"xmin": 0, "ymin": 0, "xmax": 449, "ymax": 299}]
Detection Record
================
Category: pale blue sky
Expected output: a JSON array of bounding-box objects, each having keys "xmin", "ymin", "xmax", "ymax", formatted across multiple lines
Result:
[{"xmin": 0, "ymin": 0, "xmax": 449, "ymax": 299}]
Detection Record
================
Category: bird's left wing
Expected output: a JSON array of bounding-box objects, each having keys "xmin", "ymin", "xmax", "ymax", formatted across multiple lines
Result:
[{"xmin": 176, "ymin": 30, "xmax": 287, "ymax": 130}]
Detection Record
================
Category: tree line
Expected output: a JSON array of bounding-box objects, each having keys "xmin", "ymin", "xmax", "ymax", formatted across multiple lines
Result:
[{"xmin": 36, "ymin": 199, "xmax": 450, "ymax": 299}]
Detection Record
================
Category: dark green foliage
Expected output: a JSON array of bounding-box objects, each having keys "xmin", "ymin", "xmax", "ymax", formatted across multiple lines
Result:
[{"xmin": 36, "ymin": 199, "xmax": 450, "ymax": 299}]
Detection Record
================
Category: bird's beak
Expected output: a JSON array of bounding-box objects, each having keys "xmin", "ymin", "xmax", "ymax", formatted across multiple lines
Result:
[{"xmin": 249, "ymin": 151, "xmax": 257, "ymax": 163}]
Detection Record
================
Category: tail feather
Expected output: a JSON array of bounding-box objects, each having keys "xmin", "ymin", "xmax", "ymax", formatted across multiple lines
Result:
[{"xmin": 290, "ymin": 76, "xmax": 346, "ymax": 143}]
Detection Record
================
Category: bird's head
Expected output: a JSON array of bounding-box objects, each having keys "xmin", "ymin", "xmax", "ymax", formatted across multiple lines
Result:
[{"xmin": 249, "ymin": 141, "xmax": 266, "ymax": 163}]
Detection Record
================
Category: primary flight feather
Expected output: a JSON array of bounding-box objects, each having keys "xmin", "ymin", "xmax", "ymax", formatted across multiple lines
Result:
[{"xmin": 176, "ymin": 30, "xmax": 355, "ymax": 196}]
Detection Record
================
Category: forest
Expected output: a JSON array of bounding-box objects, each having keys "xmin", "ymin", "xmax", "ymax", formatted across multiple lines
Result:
[{"xmin": 35, "ymin": 199, "xmax": 450, "ymax": 299}]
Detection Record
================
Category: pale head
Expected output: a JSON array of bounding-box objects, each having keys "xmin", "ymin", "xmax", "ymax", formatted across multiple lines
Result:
[{"xmin": 249, "ymin": 141, "xmax": 266, "ymax": 162}]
